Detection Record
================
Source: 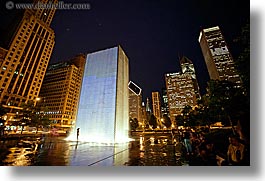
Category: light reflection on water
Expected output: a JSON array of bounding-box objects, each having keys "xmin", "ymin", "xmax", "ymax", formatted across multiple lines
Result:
[
  {"xmin": 34, "ymin": 137, "xmax": 130, "ymax": 166},
  {"xmin": 1, "ymin": 134, "xmax": 182, "ymax": 166}
]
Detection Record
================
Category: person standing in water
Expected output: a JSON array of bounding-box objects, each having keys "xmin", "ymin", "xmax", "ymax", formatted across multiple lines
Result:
[{"xmin": 77, "ymin": 128, "xmax": 80, "ymax": 140}]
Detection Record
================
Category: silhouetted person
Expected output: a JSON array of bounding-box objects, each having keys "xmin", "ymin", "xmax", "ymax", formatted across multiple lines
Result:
[
  {"xmin": 183, "ymin": 131, "xmax": 192, "ymax": 155},
  {"xmin": 77, "ymin": 128, "xmax": 80, "ymax": 140}
]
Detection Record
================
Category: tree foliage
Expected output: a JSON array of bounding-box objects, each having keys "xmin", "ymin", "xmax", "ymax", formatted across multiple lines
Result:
[
  {"xmin": 129, "ymin": 118, "xmax": 139, "ymax": 131},
  {"xmin": 148, "ymin": 114, "xmax": 158, "ymax": 129},
  {"xmin": 0, "ymin": 105, "xmax": 8, "ymax": 125},
  {"xmin": 162, "ymin": 114, "xmax": 171, "ymax": 128},
  {"xmin": 233, "ymin": 20, "xmax": 250, "ymax": 94},
  {"xmin": 15, "ymin": 101, "xmax": 51, "ymax": 133}
]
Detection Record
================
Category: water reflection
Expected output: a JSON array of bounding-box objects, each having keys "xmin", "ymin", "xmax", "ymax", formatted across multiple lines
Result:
[
  {"xmin": 1, "ymin": 133, "xmax": 184, "ymax": 166},
  {"xmin": 2, "ymin": 138, "xmax": 41, "ymax": 166}
]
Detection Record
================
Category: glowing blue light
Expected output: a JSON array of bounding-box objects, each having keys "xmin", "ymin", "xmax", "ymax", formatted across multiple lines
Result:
[{"xmin": 67, "ymin": 46, "xmax": 130, "ymax": 143}]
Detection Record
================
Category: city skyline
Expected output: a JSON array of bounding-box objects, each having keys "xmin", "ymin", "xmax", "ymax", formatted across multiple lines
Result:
[
  {"xmin": 49, "ymin": 0, "xmax": 249, "ymax": 100},
  {"xmin": 0, "ymin": 0, "xmax": 251, "ymax": 168}
]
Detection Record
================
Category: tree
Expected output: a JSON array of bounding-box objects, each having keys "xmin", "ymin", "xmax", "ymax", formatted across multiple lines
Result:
[
  {"xmin": 175, "ymin": 115, "xmax": 184, "ymax": 127},
  {"xmin": 162, "ymin": 114, "xmax": 171, "ymax": 128},
  {"xmin": 15, "ymin": 101, "xmax": 35, "ymax": 134},
  {"xmin": 233, "ymin": 20, "xmax": 250, "ymax": 95},
  {"xmin": 129, "ymin": 118, "xmax": 139, "ymax": 131},
  {"xmin": 31, "ymin": 106, "xmax": 51, "ymax": 133},
  {"xmin": 0, "ymin": 105, "xmax": 7, "ymax": 125},
  {"xmin": 148, "ymin": 114, "xmax": 158, "ymax": 129},
  {"xmin": 15, "ymin": 101, "xmax": 51, "ymax": 134},
  {"xmin": 181, "ymin": 105, "xmax": 192, "ymax": 127}
]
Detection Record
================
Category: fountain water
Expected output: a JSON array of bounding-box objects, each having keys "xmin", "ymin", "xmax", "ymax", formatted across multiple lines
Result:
[{"xmin": 66, "ymin": 46, "xmax": 131, "ymax": 144}]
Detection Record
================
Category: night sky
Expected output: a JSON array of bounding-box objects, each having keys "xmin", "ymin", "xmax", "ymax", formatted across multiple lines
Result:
[{"xmin": 50, "ymin": 0, "xmax": 249, "ymax": 101}]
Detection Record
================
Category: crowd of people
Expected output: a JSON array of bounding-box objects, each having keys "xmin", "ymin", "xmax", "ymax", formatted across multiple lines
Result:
[{"xmin": 178, "ymin": 128, "xmax": 250, "ymax": 166}]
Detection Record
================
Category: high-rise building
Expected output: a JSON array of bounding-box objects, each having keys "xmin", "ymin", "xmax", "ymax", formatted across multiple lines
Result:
[
  {"xmin": 141, "ymin": 101, "xmax": 147, "ymax": 129},
  {"xmin": 199, "ymin": 26, "xmax": 241, "ymax": 84},
  {"xmin": 0, "ymin": 0, "xmax": 57, "ymax": 120},
  {"xmin": 38, "ymin": 54, "xmax": 86, "ymax": 131},
  {"xmin": 151, "ymin": 91, "xmax": 161, "ymax": 125},
  {"xmin": 71, "ymin": 46, "xmax": 129, "ymax": 143},
  {"xmin": 165, "ymin": 56, "xmax": 199, "ymax": 121},
  {"xmin": 165, "ymin": 72, "xmax": 197, "ymax": 121},
  {"xmin": 145, "ymin": 97, "xmax": 152, "ymax": 113},
  {"xmin": 161, "ymin": 88, "xmax": 169, "ymax": 116},
  {"xmin": 180, "ymin": 56, "xmax": 200, "ymax": 99},
  {"xmin": 128, "ymin": 81, "xmax": 142, "ymax": 126}
]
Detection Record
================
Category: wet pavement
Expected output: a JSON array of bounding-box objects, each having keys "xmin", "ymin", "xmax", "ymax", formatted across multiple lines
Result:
[{"xmin": 0, "ymin": 133, "xmax": 187, "ymax": 166}]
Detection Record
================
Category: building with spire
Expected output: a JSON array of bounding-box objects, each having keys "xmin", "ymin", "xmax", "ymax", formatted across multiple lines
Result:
[
  {"xmin": 0, "ymin": 0, "xmax": 57, "ymax": 123},
  {"xmin": 198, "ymin": 26, "xmax": 241, "ymax": 84},
  {"xmin": 145, "ymin": 97, "xmax": 152, "ymax": 113}
]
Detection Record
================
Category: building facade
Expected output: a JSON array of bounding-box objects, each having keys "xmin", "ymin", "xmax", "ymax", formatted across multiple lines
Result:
[
  {"xmin": 165, "ymin": 72, "xmax": 197, "ymax": 121},
  {"xmin": 0, "ymin": 0, "xmax": 57, "ymax": 123},
  {"xmin": 180, "ymin": 56, "xmax": 200, "ymax": 99},
  {"xmin": 71, "ymin": 46, "xmax": 129, "ymax": 143},
  {"xmin": 161, "ymin": 88, "xmax": 169, "ymax": 116},
  {"xmin": 128, "ymin": 81, "xmax": 142, "ymax": 127},
  {"xmin": 141, "ymin": 101, "xmax": 148, "ymax": 129},
  {"xmin": 39, "ymin": 54, "xmax": 86, "ymax": 131},
  {"xmin": 151, "ymin": 91, "xmax": 161, "ymax": 125},
  {"xmin": 199, "ymin": 26, "xmax": 241, "ymax": 84}
]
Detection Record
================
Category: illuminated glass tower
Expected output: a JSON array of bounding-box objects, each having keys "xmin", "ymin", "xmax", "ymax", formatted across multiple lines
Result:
[{"xmin": 70, "ymin": 46, "xmax": 129, "ymax": 143}]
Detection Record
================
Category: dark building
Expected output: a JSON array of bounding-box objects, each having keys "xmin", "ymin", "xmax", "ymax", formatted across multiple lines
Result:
[
  {"xmin": 199, "ymin": 26, "xmax": 241, "ymax": 84},
  {"xmin": 128, "ymin": 81, "xmax": 143, "ymax": 127}
]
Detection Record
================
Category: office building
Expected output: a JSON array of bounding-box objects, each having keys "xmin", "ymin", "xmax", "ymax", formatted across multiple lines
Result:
[
  {"xmin": 0, "ymin": 0, "xmax": 57, "ymax": 123},
  {"xmin": 198, "ymin": 26, "xmax": 241, "ymax": 84},
  {"xmin": 161, "ymin": 88, "xmax": 169, "ymax": 116},
  {"xmin": 180, "ymin": 56, "xmax": 200, "ymax": 99},
  {"xmin": 141, "ymin": 101, "xmax": 148, "ymax": 129},
  {"xmin": 151, "ymin": 91, "xmax": 161, "ymax": 126},
  {"xmin": 165, "ymin": 56, "xmax": 199, "ymax": 121},
  {"xmin": 165, "ymin": 72, "xmax": 197, "ymax": 120},
  {"xmin": 39, "ymin": 54, "xmax": 86, "ymax": 131},
  {"xmin": 128, "ymin": 81, "xmax": 143, "ymax": 127}
]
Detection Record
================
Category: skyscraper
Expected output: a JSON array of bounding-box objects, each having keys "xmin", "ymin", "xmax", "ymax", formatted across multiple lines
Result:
[
  {"xmin": 161, "ymin": 88, "xmax": 169, "ymax": 116},
  {"xmin": 152, "ymin": 91, "xmax": 161, "ymax": 125},
  {"xmin": 0, "ymin": 0, "xmax": 57, "ymax": 120},
  {"xmin": 165, "ymin": 72, "xmax": 197, "ymax": 120},
  {"xmin": 199, "ymin": 26, "xmax": 241, "ymax": 84},
  {"xmin": 39, "ymin": 54, "xmax": 86, "ymax": 131},
  {"xmin": 71, "ymin": 46, "xmax": 129, "ymax": 143},
  {"xmin": 165, "ymin": 56, "xmax": 199, "ymax": 121},
  {"xmin": 180, "ymin": 56, "xmax": 200, "ymax": 99},
  {"xmin": 128, "ymin": 81, "xmax": 142, "ymax": 126}
]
